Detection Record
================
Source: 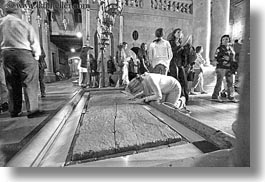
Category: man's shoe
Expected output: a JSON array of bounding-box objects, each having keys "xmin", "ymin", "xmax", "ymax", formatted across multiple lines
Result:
[
  {"xmin": 211, "ymin": 97, "xmax": 223, "ymax": 102},
  {"xmin": 201, "ymin": 91, "xmax": 207, "ymax": 94},
  {"xmin": 11, "ymin": 111, "xmax": 23, "ymax": 118},
  {"xmin": 228, "ymin": 97, "xmax": 239, "ymax": 103},
  {"xmin": 41, "ymin": 93, "xmax": 46, "ymax": 98},
  {"xmin": 0, "ymin": 102, "xmax": 8, "ymax": 112},
  {"xmin": 179, "ymin": 107, "xmax": 191, "ymax": 115},
  {"xmin": 27, "ymin": 110, "xmax": 46, "ymax": 118},
  {"xmin": 189, "ymin": 91, "xmax": 197, "ymax": 95},
  {"xmin": 220, "ymin": 91, "xmax": 227, "ymax": 98}
]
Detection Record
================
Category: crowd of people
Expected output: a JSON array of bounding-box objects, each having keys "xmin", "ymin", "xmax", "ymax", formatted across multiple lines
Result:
[
  {"xmin": 124, "ymin": 28, "xmax": 241, "ymax": 113},
  {"xmin": 0, "ymin": 1, "xmax": 242, "ymax": 118}
]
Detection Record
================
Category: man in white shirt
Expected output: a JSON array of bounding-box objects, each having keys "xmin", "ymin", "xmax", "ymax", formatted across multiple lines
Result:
[{"xmin": 0, "ymin": 2, "xmax": 42, "ymax": 118}]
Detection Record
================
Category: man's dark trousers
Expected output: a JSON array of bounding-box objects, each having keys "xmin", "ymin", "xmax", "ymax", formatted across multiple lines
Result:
[{"xmin": 2, "ymin": 49, "xmax": 39, "ymax": 115}]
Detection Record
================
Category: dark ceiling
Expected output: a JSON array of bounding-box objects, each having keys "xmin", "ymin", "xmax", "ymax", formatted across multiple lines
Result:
[{"xmin": 50, "ymin": 35, "xmax": 83, "ymax": 52}]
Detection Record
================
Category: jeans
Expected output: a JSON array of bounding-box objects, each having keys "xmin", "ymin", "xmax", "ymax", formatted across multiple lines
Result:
[
  {"xmin": 2, "ymin": 49, "xmax": 39, "ymax": 114},
  {"xmin": 212, "ymin": 68, "xmax": 235, "ymax": 99}
]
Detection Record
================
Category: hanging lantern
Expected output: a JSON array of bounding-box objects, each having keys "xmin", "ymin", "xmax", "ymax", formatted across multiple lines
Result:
[
  {"xmin": 104, "ymin": 0, "xmax": 123, "ymax": 17},
  {"xmin": 102, "ymin": 12, "xmax": 115, "ymax": 27}
]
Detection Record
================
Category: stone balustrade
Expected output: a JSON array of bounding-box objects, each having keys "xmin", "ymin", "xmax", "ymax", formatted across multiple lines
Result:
[
  {"xmin": 91, "ymin": 0, "xmax": 192, "ymax": 13},
  {"xmin": 123, "ymin": 0, "xmax": 144, "ymax": 8},
  {"xmin": 151, "ymin": 0, "xmax": 193, "ymax": 14}
]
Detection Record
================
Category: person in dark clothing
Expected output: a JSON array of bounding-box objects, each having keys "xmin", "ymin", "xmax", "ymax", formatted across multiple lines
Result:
[
  {"xmin": 137, "ymin": 43, "xmax": 150, "ymax": 74},
  {"xmin": 38, "ymin": 46, "xmax": 47, "ymax": 98},
  {"xmin": 212, "ymin": 35, "xmax": 238, "ymax": 102},
  {"xmin": 168, "ymin": 28, "xmax": 194, "ymax": 103},
  {"xmin": 107, "ymin": 56, "xmax": 116, "ymax": 86},
  {"xmin": 90, "ymin": 53, "xmax": 98, "ymax": 88},
  {"xmin": 167, "ymin": 28, "xmax": 184, "ymax": 78}
]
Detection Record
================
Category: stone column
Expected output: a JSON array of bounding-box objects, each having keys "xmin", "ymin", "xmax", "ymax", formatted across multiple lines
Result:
[
  {"xmin": 42, "ymin": 12, "xmax": 55, "ymax": 82},
  {"xmin": 232, "ymin": 0, "xmax": 250, "ymax": 167},
  {"xmin": 82, "ymin": 0, "xmax": 90, "ymax": 45},
  {"xmin": 210, "ymin": 0, "xmax": 230, "ymax": 61},
  {"xmin": 119, "ymin": 15, "xmax": 123, "ymax": 44},
  {"xmin": 192, "ymin": 0, "xmax": 211, "ymax": 65}
]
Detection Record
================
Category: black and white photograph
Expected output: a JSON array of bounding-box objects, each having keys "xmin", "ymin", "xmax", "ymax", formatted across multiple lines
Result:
[{"xmin": 0, "ymin": 0, "xmax": 261, "ymax": 181}]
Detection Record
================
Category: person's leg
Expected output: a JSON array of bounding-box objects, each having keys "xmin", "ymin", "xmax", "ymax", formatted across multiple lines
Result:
[
  {"xmin": 39, "ymin": 68, "xmax": 46, "ymax": 97},
  {"xmin": 3, "ymin": 50, "xmax": 23, "ymax": 116},
  {"xmin": 78, "ymin": 70, "xmax": 83, "ymax": 86},
  {"xmin": 225, "ymin": 70, "xmax": 236, "ymax": 100},
  {"xmin": 19, "ymin": 50, "xmax": 39, "ymax": 114},
  {"xmin": 200, "ymin": 73, "xmax": 207, "ymax": 93},
  {"xmin": 165, "ymin": 85, "xmax": 181, "ymax": 106},
  {"xmin": 212, "ymin": 68, "xmax": 225, "ymax": 99},
  {"xmin": 81, "ymin": 72, "xmax": 87, "ymax": 87},
  {"xmin": 190, "ymin": 69, "xmax": 200, "ymax": 94},
  {"xmin": 178, "ymin": 66, "xmax": 189, "ymax": 102},
  {"xmin": 86, "ymin": 71, "xmax": 91, "ymax": 87}
]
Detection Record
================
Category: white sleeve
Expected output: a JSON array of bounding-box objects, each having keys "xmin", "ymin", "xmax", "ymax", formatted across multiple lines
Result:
[
  {"xmin": 167, "ymin": 41, "xmax": 173, "ymax": 62},
  {"xmin": 29, "ymin": 26, "xmax": 41, "ymax": 60}
]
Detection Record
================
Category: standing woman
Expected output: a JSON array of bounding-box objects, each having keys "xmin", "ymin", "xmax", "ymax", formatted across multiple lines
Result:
[
  {"xmin": 211, "ymin": 35, "xmax": 238, "ymax": 102},
  {"xmin": 167, "ymin": 28, "xmax": 184, "ymax": 79},
  {"xmin": 168, "ymin": 28, "xmax": 190, "ymax": 103},
  {"xmin": 121, "ymin": 42, "xmax": 131, "ymax": 86},
  {"xmin": 190, "ymin": 46, "xmax": 207, "ymax": 94},
  {"xmin": 148, "ymin": 28, "xmax": 173, "ymax": 75},
  {"xmin": 137, "ymin": 43, "xmax": 150, "ymax": 74}
]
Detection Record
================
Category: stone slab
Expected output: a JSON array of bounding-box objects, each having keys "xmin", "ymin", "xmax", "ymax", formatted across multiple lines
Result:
[
  {"xmin": 71, "ymin": 92, "xmax": 182, "ymax": 162},
  {"xmin": 69, "ymin": 143, "xmax": 203, "ymax": 167}
]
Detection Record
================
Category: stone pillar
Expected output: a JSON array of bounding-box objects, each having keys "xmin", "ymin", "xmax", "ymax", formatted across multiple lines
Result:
[
  {"xmin": 119, "ymin": 15, "xmax": 123, "ymax": 44},
  {"xmin": 42, "ymin": 11, "xmax": 55, "ymax": 82},
  {"xmin": 210, "ymin": 0, "xmax": 230, "ymax": 61},
  {"xmin": 192, "ymin": 0, "xmax": 211, "ymax": 65},
  {"xmin": 232, "ymin": 0, "xmax": 250, "ymax": 167},
  {"xmin": 82, "ymin": 0, "xmax": 90, "ymax": 45}
]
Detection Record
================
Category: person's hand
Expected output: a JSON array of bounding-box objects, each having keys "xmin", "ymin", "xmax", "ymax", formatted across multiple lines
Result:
[
  {"xmin": 34, "ymin": 55, "xmax": 39, "ymax": 61},
  {"xmin": 132, "ymin": 98, "xmax": 145, "ymax": 104},
  {"xmin": 128, "ymin": 96, "xmax": 136, "ymax": 100}
]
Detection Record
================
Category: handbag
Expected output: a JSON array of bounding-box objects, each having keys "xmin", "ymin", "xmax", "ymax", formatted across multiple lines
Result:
[{"xmin": 187, "ymin": 69, "xmax": 195, "ymax": 81}]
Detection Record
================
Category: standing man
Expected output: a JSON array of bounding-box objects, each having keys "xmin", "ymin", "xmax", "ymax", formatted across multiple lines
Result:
[{"xmin": 0, "ymin": 2, "xmax": 42, "ymax": 118}]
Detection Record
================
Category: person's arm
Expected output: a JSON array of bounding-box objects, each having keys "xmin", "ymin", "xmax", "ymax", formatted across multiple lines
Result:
[
  {"xmin": 29, "ymin": 26, "xmax": 41, "ymax": 60},
  {"xmin": 148, "ymin": 44, "xmax": 154, "ymax": 65},
  {"xmin": 167, "ymin": 41, "xmax": 173, "ymax": 62},
  {"xmin": 132, "ymin": 91, "xmax": 144, "ymax": 99}
]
